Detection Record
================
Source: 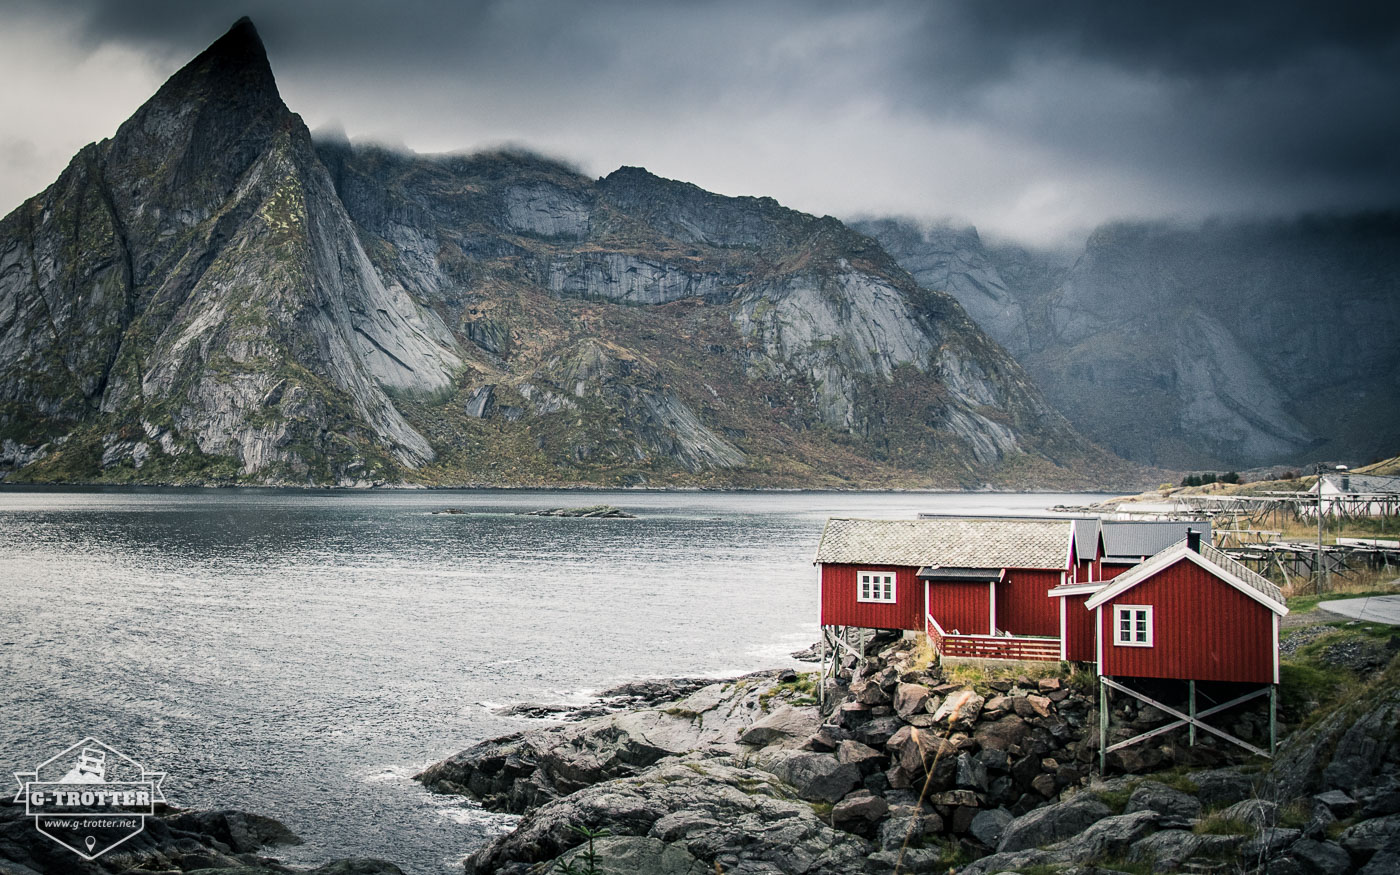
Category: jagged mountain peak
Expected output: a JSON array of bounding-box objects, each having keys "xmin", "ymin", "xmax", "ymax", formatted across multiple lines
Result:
[
  {"xmin": 0, "ymin": 20, "xmax": 1146, "ymax": 489},
  {"xmin": 140, "ymin": 17, "xmax": 280, "ymax": 116}
]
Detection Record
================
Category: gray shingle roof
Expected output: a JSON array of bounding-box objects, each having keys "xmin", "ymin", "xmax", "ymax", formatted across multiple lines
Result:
[
  {"xmin": 816, "ymin": 518, "xmax": 1070, "ymax": 569},
  {"xmin": 1200, "ymin": 543, "xmax": 1285, "ymax": 606},
  {"xmin": 1102, "ymin": 521, "xmax": 1212, "ymax": 561}
]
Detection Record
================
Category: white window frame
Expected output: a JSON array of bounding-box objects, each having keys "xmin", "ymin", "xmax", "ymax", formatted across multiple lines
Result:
[
  {"xmin": 1113, "ymin": 604, "xmax": 1153, "ymax": 647},
  {"xmin": 857, "ymin": 570, "xmax": 897, "ymax": 604}
]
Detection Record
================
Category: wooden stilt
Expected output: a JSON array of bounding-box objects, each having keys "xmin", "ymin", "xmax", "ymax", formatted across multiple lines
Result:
[
  {"xmin": 1270, "ymin": 685, "xmax": 1277, "ymax": 757},
  {"xmin": 1188, "ymin": 680, "xmax": 1196, "ymax": 746},
  {"xmin": 1099, "ymin": 677, "xmax": 1108, "ymax": 774}
]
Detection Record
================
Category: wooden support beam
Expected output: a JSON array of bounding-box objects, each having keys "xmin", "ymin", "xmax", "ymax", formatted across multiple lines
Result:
[
  {"xmin": 1188, "ymin": 680, "xmax": 1196, "ymax": 747},
  {"xmin": 1100, "ymin": 678, "xmax": 1272, "ymax": 759}
]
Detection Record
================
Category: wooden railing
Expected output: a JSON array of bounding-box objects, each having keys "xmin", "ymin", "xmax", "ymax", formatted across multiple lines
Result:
[{"xmin": 926, "ymin": 613, "xmax": 1060, "ymax": 661}]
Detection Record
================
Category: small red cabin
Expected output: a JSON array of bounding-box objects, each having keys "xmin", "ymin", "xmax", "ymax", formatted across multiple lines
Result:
[
  {"xmin": 816, "ymin": 517, "xmax": 1076, "ymax": 661},
  {"xmin": 1084, "ymin": 539, "xmax": 1286, "ymax": 684}
]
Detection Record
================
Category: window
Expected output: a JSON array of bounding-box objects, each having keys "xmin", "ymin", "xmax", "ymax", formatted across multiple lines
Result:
[
  {"xmin": 857, "ymin": 570, "xmax": 896, "ymax": 603},
  {"xmin": 1114, "ymin": 605, "xmax": 1153, "ymax": 647}
]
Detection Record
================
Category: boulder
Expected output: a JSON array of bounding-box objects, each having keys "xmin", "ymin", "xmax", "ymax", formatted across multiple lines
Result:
[
  {"xmin": 836, "ymin": 740, "xmax": 885, "ymax": 772},
  {"xmin": 1124, "ymin": 780, "xmax": 1203, "ymax": 820},
  {"xmin": 1219, "ymin": 798, "xmax": 1279, "ymax": 829},
  {"xmin": 931, "ymin": 690, "xmax": 985, "ymax": 729},
  {"xmin": 1185, "ymin": 768, "xmax": 1255, "ymax": 809},
  {"xmin": 852, "ymin": 715, "xmax": 903, "ymax": 747},
  {"xmin": 997, "ymin": 794, "xmax": 1113, "ymax": 852},
  {"xmin": 1241, "ymin": 826, "xmax": 1301, "ymax": 860},
  {"xmin": 967, "ymin": 807, "xmax": 1013, "ymax": 848},
  {"xmin": 876, "ymin": 814, "xmax": 943, "ymax": 852},
  {"xmin": 830, "ymin": 791, "xmax": 889, "ymax": 836},
  {"xmin": 738, "ymin": 704, "xmax": 817, "ymax": 747},
  {"xmin": 1338, "ymin": 813, "xmax": 1400, "ymax": 859},
  {"xmin": 893, "ymin": 683, "xmax": 931, "ymax": 718},
  {"xmin": 886, "ymin": 725, "xmax": 957, "ymax": 782},
  {"xmin": 1278, "ymin": 838, "xmax": 1352, "ymax": 875},
  {"xmin": 955, "ymin": 752, "xmax": 988, "ymax": 792},
  {"xmin": 555, "ymin": 835, "xmax": 709, "ymax": 875},
  {"xmin": 769, "ymin": 751, "xmax": 862, "ymax": 803},
  {"xmin": 1050, "ymin": 809, "xmax": 1161, "ymax": 861},
  {"xmin": 1130, "ymin": 830, "xmax": 1244, "ymax": 870},
  {"xmin": 1314, "ymin": 789, "xmax": 1359, "ymax": 817},
  {"xmin": 974, "ymin": 715, "xmax": 1030, "ymax": 752}
]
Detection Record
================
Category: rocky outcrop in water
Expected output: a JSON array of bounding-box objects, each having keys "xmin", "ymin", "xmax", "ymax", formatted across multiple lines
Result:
[
  {"xmin": 0, "ymin": 802, "xmax": 402, "ymax": 875},
  {"xmin": 854, "ymin": 216, "xmax": 1400, "ymax": 469},
  {"xmin": 0, "ymin": 19, "xmax": 1143, "ymax": 490}
]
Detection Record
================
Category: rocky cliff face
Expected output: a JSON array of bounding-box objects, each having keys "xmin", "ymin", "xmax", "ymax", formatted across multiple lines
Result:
[
  {"xmin": 0, "ymin": 19, "xmax": 1137, "ymax": 488},
  {"xmin": 854, "ymin": 217, "xmax": 1400, "ymax": 470}
]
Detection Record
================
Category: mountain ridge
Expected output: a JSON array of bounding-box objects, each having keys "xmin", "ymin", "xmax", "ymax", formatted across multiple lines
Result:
[
  {"xmin": 854, "ymin": 214, "xmax": 1400, "ymax": 470},
  {"xmin": 0, "ymin": 19, "xmax": 1150, "ymax": 489}
]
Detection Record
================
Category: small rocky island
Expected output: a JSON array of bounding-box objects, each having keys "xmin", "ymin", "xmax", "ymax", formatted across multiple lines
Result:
[
  {"xmin": 0, "ymin": 805, "xmax": 402, "ymax": 874},
  {"xmin": 523, "ymin": 505, "xmax": 636, "ymax": 518},
  {"xmin": 417, "ymin": 635, "xmax": 1400, "ymax": 874}
]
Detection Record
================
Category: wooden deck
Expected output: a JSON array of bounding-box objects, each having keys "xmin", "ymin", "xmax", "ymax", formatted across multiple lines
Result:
[{"xmin": 926, "ymin": 614, "xmax": 1061, "ymax": 661}]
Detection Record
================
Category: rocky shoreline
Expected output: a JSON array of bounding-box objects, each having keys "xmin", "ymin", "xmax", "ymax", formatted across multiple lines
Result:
[
  {"xmin": 0, "ymin": 804, "xmax": 402, "ymax": 875},
  {"xmin": 415, "ymin": 635, "xmax": 1400, "ymax": 874}
]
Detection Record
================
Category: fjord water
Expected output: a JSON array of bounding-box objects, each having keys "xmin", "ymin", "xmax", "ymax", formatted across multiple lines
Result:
[{"xmin": 0, "ymin": 489, "xmax": 1099, "ymax": 873}]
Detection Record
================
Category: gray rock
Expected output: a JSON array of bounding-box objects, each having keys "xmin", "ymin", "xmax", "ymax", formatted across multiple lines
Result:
[
  {"xmin": 997, "ymin": 794, "xmax": 1113, "ymax": 852},
  {"xmin": 1219, "ymin": 798, "xmax": 1279, "ymax": 829},
  {"xmin": 835, "ymin": 740, "xmax": 885, "ymax": 771},
  {"xmin": 1241, "ymin": 827, "xmax": 1302, "ymax": 860},
  {"xmin": 1125, "ymin": 780, "xmax": 1202, "ymax": 820},
  {"xmin": 1050, "ymin": 810, "xmax": 1161, "ymax": 861},
  {"xmin": 956, "ymin": 752, "xmax": 988, "ymax": 792},
  {"xmin": 1279, "ymin": 838, "xmax": 1352, "ymax": 875},
  {"xmin": 463, "ymin": 384, "xmax": 495, "ymax": 418},
  {"xmin": 893, "ymin": 683, "xmax": 931, "ymax": 719},
  {"xmin": 768, "ymin": 752, "xmax": 862, "ymax": 804},
  {"xmin": 1314, "ymin": 789, "xmax": 1359, "ymax": 817},
  {"xmin": 967, "ymin": 807, "xmax": 1013, "ymax": 848},
  {"xmin": 1339, "ymin": 813, "xmax": 1400, "ymax": 858},
  {"xmin": 738, "ymin": 704, "xmax": 817, "ymax": 747},
  {"xmin": 1186, "ymin": 768, "xmax": 1256, "ymax": 809},
  {"xmin": 464, "ymin": 758, "xmax": 877, "ymax": 874},
  {"xmin": 554, "ymin": 835, "xmax": 709, "ymax": 875},
  {"xmin": 418, "ymin": 674, "xmax": 806, "ymax": 812}
]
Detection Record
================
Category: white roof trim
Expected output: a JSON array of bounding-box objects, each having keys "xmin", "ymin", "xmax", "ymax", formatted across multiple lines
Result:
[
  {"xmin": 1084, "ymin": 543, "xmax": 1288, "ymax": 615},
  {"xmin": 1049, "ymin": 582, "xmax": 1105, "ymax": 597}
]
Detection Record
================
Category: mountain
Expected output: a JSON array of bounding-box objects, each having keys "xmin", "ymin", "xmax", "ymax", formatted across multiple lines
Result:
[
  {"xmin": 0, "ymin": 19, "xmax": 1142, "ymax": 489},
  {"xmin": 853, "ymin": 216, "xmax": 1400, "ymax": 471}
]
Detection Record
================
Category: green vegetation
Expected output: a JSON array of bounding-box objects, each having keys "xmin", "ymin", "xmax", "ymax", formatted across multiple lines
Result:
[
  {"xmin": 553, "ymin": 825, "xmax": 611, "ymax": 875},
  {"xmin": 1192, "ymin": 814, "xmax": 1254, "ymax": 836},
  {"xmin": 759, "ymin": 673, "xmax": 819, "ymax": 711}
]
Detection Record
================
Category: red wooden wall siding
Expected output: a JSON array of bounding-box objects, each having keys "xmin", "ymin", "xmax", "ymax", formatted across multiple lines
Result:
[
  {"xmin": 1063, "ymin": 594, "xmax": 1096, "ymax": 661},
  {"xmin": 1100, "ymin": 559, "xmax": 1275, "ymax": 684},
  {"xmin": 820, "ymin": 564, "xmax": 923, "ymax": 631},
  {"xmin": 927, "ymin": 582, "xmax": 992, "ymax": 636},
  {"xmin": 996, "ymin": 569, "xmax": 1061, "ymax": 637},
  {"xmin": 1100, "ymin": 563, "xmax": 1134, "ymax": 580}
]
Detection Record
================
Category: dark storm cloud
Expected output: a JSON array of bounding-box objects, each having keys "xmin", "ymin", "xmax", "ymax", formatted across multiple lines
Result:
[{"xmin": 3, "ymin": 0, "xmax": 1398, "ymax": 244}]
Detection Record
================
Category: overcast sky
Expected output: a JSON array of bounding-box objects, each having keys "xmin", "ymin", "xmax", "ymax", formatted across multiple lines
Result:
[{"xmin": 2, "ymin": 0, "xmax": 1398, "ymax": 247}]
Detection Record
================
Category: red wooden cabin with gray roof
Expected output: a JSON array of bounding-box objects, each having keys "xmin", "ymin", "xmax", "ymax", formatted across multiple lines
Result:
[
  {"xmin": 816, "ymin": 517, "xmax": 1218, "ymax": 663},
  {"xmin": 815, "ymin": 517, "xmax": 1078, "ymax": 661}
]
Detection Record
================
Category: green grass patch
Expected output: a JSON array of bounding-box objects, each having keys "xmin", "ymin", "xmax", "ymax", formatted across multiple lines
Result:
[
  {"xmin": 1193, "ymin": 814, "xmax": 1255, "ymax": 836},
  {"xmin": 758, "ymin": 672, "xmax": 819, "ymax": 711}
]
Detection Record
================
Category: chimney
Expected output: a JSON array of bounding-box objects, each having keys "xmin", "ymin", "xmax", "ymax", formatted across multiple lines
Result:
[{"xmin": 1186, "ymin": 528, "xmax": 1201, "ymax": 553}]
